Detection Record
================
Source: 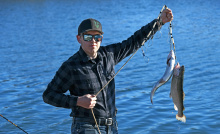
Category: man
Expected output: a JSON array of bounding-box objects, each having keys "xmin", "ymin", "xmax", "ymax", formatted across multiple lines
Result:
[{"xmin": 43, "ymin": 8, "xmax": 173, "ymax": 134}]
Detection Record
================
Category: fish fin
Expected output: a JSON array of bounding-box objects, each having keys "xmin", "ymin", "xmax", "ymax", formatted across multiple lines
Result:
[
  {"xmin": 176, "ymin": 114, "xmax": 186, "ymax": 123},
  {"xmin": 174, "ymin": 104, "xmax": 178, "ymax": 111},
  {"xmin": 167, "ymin": 59, "xmax": 170, "ymax": 66},
  {"xmin": 183, "ymin": 92, "xmax": 185, "ymax": 101},
  {"xmin": 167, "ymin": 56, "xmax": 171, "ymax": 65}
]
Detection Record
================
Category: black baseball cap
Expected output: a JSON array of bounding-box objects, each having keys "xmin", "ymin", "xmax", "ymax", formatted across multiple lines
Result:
[{"xmin": 78, "ymin": 18, "xmax": 103, "ymax": 35}]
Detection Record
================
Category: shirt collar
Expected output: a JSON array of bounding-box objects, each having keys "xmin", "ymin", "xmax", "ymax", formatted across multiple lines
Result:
[
  {"xmin": 78, "ymin": 47, "xmax": 90, "ymax": 62},
  {"xmin": 78, "ymin": 47, "xmax": 102, "ymax": 63}
]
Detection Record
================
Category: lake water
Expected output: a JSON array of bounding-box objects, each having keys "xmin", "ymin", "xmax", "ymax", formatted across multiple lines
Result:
[{"xmin": 0, "ymin": 0, "xmax": 220, "ymax": 133}]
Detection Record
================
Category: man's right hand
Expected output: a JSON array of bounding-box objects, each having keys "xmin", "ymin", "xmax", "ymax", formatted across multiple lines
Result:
[{"xmin": 76, "ymin": 94, "xmax": 97, "ymax": 109}]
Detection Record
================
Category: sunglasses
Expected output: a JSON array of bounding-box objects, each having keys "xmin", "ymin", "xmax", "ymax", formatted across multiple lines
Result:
[{"xmin": 83, "ymin": 34, "xmax": 103, "ymax": 42}]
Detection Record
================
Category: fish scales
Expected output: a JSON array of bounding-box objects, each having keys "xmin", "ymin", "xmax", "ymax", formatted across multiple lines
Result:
[
  {"xmin": 150, "ymin": 50, "xmax": 175, "ymax": 104},
  {"xmin": 170, "ymin": 63, "xmax": 186, "ymax": 122}
]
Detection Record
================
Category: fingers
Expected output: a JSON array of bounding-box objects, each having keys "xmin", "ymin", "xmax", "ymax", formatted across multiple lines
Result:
[
  {"xmin": 165, "ymin": 8, "xmax": 173, "ymax": 19},
  {"xmin": 88, "ymin": 94, "xmax": 97, "ymax": 109},
  {"xmin": 77, "ymin": 94, "xmax": 97, "ymax": 109},
  {"xmin": 163, "ymin": 8, "xmax": 172, "ymax": 15},
  {"xmin": 164, "ymin": 8, "xmax": 172, "ymax": 13},
  {"xmin": 161, "ymin": 8, "xmax": 174, "ymax": 24},
  {"xmin": 89, "ymin": 94, "xmax": 97, "ymax": 100},
  {"xmin": 166, "ymin": 12, "xmax": 173, "ymax": 18}
]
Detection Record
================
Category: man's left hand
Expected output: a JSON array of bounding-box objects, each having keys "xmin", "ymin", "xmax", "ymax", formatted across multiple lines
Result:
[{"xmin": 161, "ymin": 8, "xmax": 173, "ymax": 24}]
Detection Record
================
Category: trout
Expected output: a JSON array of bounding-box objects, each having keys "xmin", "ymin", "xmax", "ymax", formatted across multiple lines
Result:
[
  {"xmin": 170, "ymin": 63, "xmax": 186, "ymax": 122},
  {"xmin": 150, "ymin": 50, "xmax": 175, "ymax": 104}
]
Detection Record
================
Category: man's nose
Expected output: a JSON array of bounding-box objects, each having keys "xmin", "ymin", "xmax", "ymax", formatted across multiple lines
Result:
[{"xmin": 91, "ymin": 37, "xmax": 96, "ymax": 42}]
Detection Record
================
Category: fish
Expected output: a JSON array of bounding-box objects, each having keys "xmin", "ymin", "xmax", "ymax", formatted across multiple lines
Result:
[
  {"xmin": 170, "ymin": 63, "xmax": 186, "ymax": 123},
  {"xmin": 150, "ymin": 50, "xmax": 175, "ymax": 104}
]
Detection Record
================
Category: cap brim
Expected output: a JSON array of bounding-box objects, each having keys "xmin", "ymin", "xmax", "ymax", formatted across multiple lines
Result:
[{"xmin": 82, "ymin": 29, "xmax": 104, "ymax": 34}]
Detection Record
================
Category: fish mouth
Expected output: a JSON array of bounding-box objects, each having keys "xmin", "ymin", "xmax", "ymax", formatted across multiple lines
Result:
[
  {"xmin": 178, "ymin": 65, "xmax": 184, "ymax": 72},
  {"xmin": 180, "ymin": 65, "xmax": 185, "ymax": 69}
]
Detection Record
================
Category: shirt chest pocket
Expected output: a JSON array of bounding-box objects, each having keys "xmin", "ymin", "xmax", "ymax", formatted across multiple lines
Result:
[
  {"xmin": 101, "ymin": 65, "xmax": 115, "ymax": 82},
  {"xmin": 106, "ymin": 69, "xmax": 115, "ymax": 81},
  {"xmin": 75, "ymin": 74, "xmax": 97, "ymax": 95}
]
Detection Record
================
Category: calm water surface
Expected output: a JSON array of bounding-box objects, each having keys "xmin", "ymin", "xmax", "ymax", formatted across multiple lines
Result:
[{"xmin": 0, "ymin": 0, "xmax": 220, "ymax": 133}]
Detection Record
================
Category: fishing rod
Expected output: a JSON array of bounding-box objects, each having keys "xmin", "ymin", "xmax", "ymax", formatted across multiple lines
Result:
[
  {"xmin": 91, "ymin": 5, "xmax": 167, "ymax": 134},
  {"xmin": 0, "ymin": 114, "xmax": 28, "ymax": 134}
]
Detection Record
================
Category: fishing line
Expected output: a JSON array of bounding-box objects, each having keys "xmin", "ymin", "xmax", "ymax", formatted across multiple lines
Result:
[
  {"xmin": 0, "ymin": 114, "xmax": 28, "ymax": 134},
  {"xmin": 169, "ymin": 21, "xmax": 177, "ymax": 62},
  {"xmin": 141, "ymin": 25, "xmax": 164, "ymax": 64},
  {"xmin": 91, "ymin": 5, "xmax": 167, "ymax": 134},
  {"xmin": 141, "ymin": 46, "xmax": 150, "ymax": 64},
  {"xmin": 147, "ymin": 40, "xmax": 153, "ymax": 47},
  {"xmin": 167, "ymin": 27, "xmax": 171, "ymax": 49},
  {"xmin": 165, "ymin": 5, "xmax": 177, "ymax": 62}
]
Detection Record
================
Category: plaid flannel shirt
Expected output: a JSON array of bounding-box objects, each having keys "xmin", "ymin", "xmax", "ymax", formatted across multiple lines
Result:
[{"xmin": 43, "ymin": 19, "xmax": 161, "ymax": 118}]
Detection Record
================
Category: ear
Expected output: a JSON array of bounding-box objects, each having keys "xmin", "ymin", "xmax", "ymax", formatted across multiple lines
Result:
[{"xmin": 76, "ymin": 35, "xmax": 81, "ymax": 43}]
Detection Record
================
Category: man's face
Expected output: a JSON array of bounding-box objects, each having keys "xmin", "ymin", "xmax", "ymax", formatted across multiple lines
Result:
[{"xmin": 77, "ymin": 30, "xmax": 103, "ymax": 57}]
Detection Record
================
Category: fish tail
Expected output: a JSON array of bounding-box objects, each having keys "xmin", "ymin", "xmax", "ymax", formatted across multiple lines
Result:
[
  {"xmin": 176, "ymin": 114, "xmax": 186, "ymax": 123},
  {"xmin": 150, "ymin": 85, "xmax": 157, "ymax": 104},
  {"xmin": 150, "ymin": 80, "xmax": 163, "ymax": 104}
]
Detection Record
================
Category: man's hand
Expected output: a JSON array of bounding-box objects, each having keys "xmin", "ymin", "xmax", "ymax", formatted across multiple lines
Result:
[
  {"xmin": 77, "ymin": 94, "xmax": 97, "ymax": 109},
  {"xmin": 161, "ymin": 8, "xmax": 173, "ymax": 24}
]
